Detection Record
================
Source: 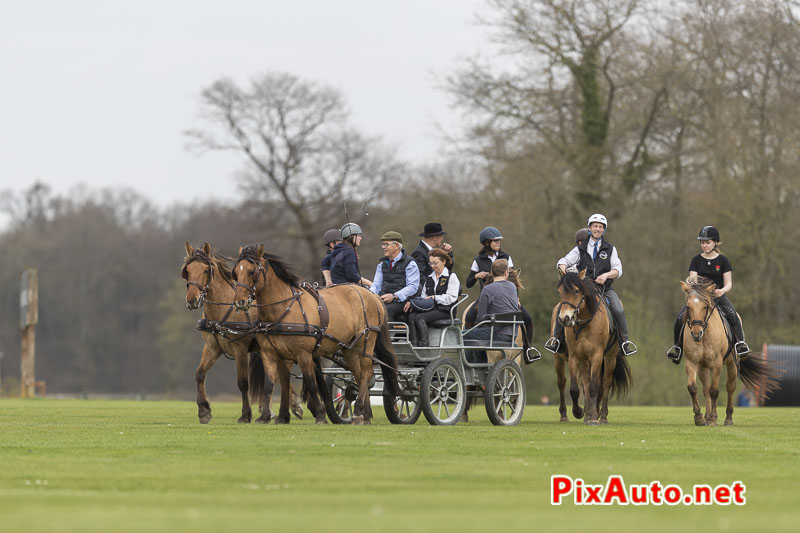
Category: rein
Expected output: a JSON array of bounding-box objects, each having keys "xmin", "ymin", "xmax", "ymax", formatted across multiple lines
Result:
[{"xmin": 688, "ymin": 293, "xmax": 719, "ymax": 337}]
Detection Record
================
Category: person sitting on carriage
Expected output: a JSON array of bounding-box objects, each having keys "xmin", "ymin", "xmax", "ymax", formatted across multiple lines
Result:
[
  {"xmin": 463, "ymin": 259, "xmax": 520, "ymax": 363},
  {"xmin": 410, "ymin": 222, "xmax": 454, "ymax": 278},
  {"xmin": 464, "ymin": 226, "xmax": 533, "ymax": 343},
  {"xmin": 545, "ymin": 213, "xmax": 638, "ymax": 357},
  {"xmin": 320, "ymin": 228, "xmax": 342, "ymax": 286},
  {"xmin": 329, "ymin": 222, "xmax": 372, "ymax": 287},
  {"xmin": 369, "ymin": 231, "xmax": 420, "ymax": 322},
  {"xmin": 403, "ymin": 247, "xmax": 461, "ymax": 346},
  {"xmin": 666, "ymin": 225, "xmax": 750, "ymax": 364}
]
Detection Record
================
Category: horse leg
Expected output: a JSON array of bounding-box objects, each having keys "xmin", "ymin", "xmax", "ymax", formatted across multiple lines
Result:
[
  {"xmin": 196, "ymin": 343, "xmax": 222, "ymax": 424},
  {"xmin": 724, "ymin": 358, "xmax": 737, "ymax": 426},
  {"xmin": 298, "ymin": 355, "xmax": 327, "ymax": 424},
  {"xmin": 231, "ymin": 350, "xmax": 252, "ymax": 423},
  {"xmin": 255, "ymin": 348, "xmax": 278, "ymax": 424},
  {"xmin": 272, "ymin": 355, "xmax": 292, "ymax": 424},
  {"xmin": 359, "ymin": 354, "xmax": 375, "ymax": 424},
  {"xmin": 286, "ymin": 360, "xmax": 304, "ymax": 420},
  {"xmin": 707, "ymin": 364, "xmax": 722, "ymax": 427},
  {"xmin": 686, "ymin": 359, "xmax": 704, "ymax": 426},
  {"xmin": 583, "ymin": 356, "xmax": 601, "ymax": 425},
  {"xmin": 598, "ymin": 354, "xmax": 617, "ymax": 425},
  {"xmin": 555, "ymin": 355, "xmax": 568, "ymax": 422},
  {"xmin": 567, "ymin": 355, "xmax": 584, "ymax": 420}
]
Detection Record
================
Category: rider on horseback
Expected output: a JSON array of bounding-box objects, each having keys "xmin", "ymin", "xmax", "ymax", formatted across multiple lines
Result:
[
  {"xmin": 666, "ymin": 226, "xmax": 751, "ymax": 364},
  {"xmin": 545, "ymin": 214, "xmax": 638, "ymax": 357}
]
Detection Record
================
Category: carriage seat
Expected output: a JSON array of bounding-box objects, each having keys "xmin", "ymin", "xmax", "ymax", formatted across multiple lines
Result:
[{"xmin": 429, "ymin": 318, "xmax": 461, "ymax": 328}]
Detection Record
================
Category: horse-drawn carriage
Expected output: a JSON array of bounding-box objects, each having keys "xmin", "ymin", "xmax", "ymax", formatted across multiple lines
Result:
[{"xmin": 321, "ymin": 294, "xmax": 541, "ymax": 426}]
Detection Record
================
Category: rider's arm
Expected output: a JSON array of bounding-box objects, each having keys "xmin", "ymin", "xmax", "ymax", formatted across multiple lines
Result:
[
  {"xmin": 609, "ymin": 246, "xmax": 623, "ymax": 278},
  {"xmin": 557, "ymin": 246, "xmax": 580, "ymax": 273},
  {"xmin": 322, "ymin": 270, "xmax": 332, "ymax": 286},
  {"xmin": 717, "ymin": 271, "xmax": 733, "ymax": 297},
  {"xmin": 465, "ymin": 259, "xmax": 480, "ymax": 288},
  {"xmin": 343, "ymin": 250, "xmax": 361, "ymax": 283},
  {"xmin": 395, "ymin": 261, "xmax": 420, "ymax": 302},
  {"xmin": 369, "ymin": 265, "xmax": 383, "ymax": 295}
]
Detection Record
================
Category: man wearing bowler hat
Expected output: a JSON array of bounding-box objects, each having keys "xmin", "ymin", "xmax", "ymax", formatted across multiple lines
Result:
[{"xmin": 411, "ymin": 222, "xmax": 454, "ymax": 278}]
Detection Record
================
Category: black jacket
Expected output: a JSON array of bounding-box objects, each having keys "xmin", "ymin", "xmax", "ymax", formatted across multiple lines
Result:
[
  {"xmin": 410, "ymin": 240, "xmax": 454, "ymax": 279},
  {"xmin": 466, "ymin": 250, "xmax": 511, "ymax": 290},
  {"xmin": 577, "ymin": 238, "xmax": 615, "ymax": 289}
]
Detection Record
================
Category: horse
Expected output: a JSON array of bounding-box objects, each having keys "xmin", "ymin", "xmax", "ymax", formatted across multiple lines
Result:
[
  {"xmin": 231, "ymin": 244, "xmax": 399, "ymax": 424},
  {"xmin": 554, "ymin": 269, "xmax": 631, "ymax": 425},
  {"xmin": 182, "ymin": 242, "xmax": 303, "ymax": 424},
  {"xmin": 678, "ymin": 277, "xmax": 778, "ymax": 426}
]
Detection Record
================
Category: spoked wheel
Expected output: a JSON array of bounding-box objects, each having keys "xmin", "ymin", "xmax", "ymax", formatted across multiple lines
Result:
[
  {"xmin": 421, "ymin": 358, "xmax": 466, "ymax": 426},
  {"xmin": 324, "ymin": 374, "xmax": 358, "ymax": 424},
  {"xmin": 384, "ymin": 374, "xmax": 421, "ymax": 425},
  {"xmin": 484, "ymin": 359, "xmax": 526, "ymax": 426}
]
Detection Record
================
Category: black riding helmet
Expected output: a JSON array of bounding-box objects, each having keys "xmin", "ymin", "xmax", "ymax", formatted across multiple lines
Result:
[{"xmin": 697, "ymin": 226, "xmax": 720, "ymax": 242}]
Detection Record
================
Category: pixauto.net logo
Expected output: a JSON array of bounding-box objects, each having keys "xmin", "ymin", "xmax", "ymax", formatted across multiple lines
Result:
[{"xmin": 551, "ymin": 475, "xmax": 746, "ymax": 506}]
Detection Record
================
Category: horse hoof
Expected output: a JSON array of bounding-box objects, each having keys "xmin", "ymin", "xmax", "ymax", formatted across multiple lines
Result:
[
  {"xmin": 573, "ymin": 408, "xmax": 584, "ymax": 420},
  {"xmin": 273, "ymin": 417, "xmax": 290, "ymax": 425},
  {"xmin": 292, "ymin": 405, "xmax": 304, "ymax": 420},
  {"xmin": 315, "ymin": 418, "xmax": 328, "ymax": 425},
  {"xmin": 237, "ymin": 417, "xmax": 251, "ymax": 424},
  {"xmin": 199, "ymin": 414, "xmax": 212, "ymax": 424},
  {"xmin": 255, "ymin": 414, "xmax": 272, "ymax": 424},
  {"xmin": 560, "ymin": 417, "xmax": 569, "ymax": 423},
  {"xmin": 694, "ymin": 418, "xmax": 706, "ymax": 426},
  {"xmin": 363, "ymin": 419, "xmax": 372, "ymax": 425},
  {"xmin": 585, "ymin": 419, "xmax": 599, "ymax": 426},
  {"xmin": 724, "ymin": 419, "xmax": 734, "ymax": 426},
  {"xmin": 708, "ymin": 421, "xmax": 718, "ymax": 427},
  {"xmin": 599, "ymin": 419, "xmax": 609, "ymax": 425},
  {"xmin": 351, "ymin": 415, "xmax": 364, "ymax": 425}
]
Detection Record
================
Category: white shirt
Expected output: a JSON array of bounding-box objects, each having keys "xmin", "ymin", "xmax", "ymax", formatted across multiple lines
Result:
[
  {"xmin": 557, "ymin": 238, "xmax": 623, "ymax": 278},
  {"xmin": 470, "ymin": 252, "xmax": 514, "ymax": 272},
  {"xmin": 421, "ymin": 267, "xmax": 460, "ymax": 306}
]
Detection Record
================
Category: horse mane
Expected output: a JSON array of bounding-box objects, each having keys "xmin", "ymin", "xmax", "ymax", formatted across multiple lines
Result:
[
  {"xmin": 685, "ymin": 276, "xmax": 716, "ymax": 306},
  {"xmin": 558, "ymin": 271, "xmax": 600, "ymax": 315},
  {"xmin": 485, "ymin": 268, "xmax": 524, "ymax": 290},
  {"xmin": 183, "ymin": 247, "xmax": 234, "ymax": 285},
  {"xmin": 238, "ymin": 245, "xmax": 303, "ymax": 288}
]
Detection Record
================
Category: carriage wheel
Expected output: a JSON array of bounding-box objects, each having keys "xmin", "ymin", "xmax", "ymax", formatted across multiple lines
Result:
[
  {"xmin": 383, "ymin": 375, "xmax": 421, "ymax": 425},
  {"xmin": 421, "ymin": 359, "xmax": 466, "ymax": 426},
  {"xmin": 323, "ymin": 374, "xmax": 358, "ymax": 424},
  {"xmin": 484, "ymin": 359, "xmax": 526, "ymax": 426}
]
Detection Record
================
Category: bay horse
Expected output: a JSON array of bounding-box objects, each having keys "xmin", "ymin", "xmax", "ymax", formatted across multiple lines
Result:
[
  {"xmin": 554, "ymin": 270, "xmax": 631, "ymax": 425},
  {"xmin": 232, "ymin": 245, "xmax": 399, "ymax": 424},
  {"xmin": 679, "ymin": 277, "xmax": 778, "ymax": 426},
  {"xmin": 182, "ymin": 242, "xmax": 303, "ymax": 424}
]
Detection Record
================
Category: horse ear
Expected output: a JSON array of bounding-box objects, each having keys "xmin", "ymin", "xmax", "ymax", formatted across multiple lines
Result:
[
  {"xmin": 680, "ymin": 281, "xmax": 690, "ymax": 293},
  {"xmin": 185, "ymin": 242, "xmax": 193, "ymax": 256},
  {"xmin": 257, "ymin": 244, "xmax": 264, "ymax": 258},
  {"xmin": 704, "ymin": 284, "xmax": 716, "ymax": 294},
  {"xmin": 181, "ymin": 265, "xmax": 189, "ymax": 280},
  {"xmin": 202, "ymin": 241, "xmax": 211, "ymax": 255},
  {"xmin": 578, "ymin": 268, "xmax": 587, "ymax": 280}
]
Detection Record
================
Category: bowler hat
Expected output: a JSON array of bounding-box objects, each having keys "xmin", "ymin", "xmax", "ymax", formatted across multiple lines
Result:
[
  {"xmin": 380, "ymin": 231, "xmax": 404, "ymax": 245},
  {"xmin": 419, "ymin": 222, "xmax": 447, "ymax": 237}
]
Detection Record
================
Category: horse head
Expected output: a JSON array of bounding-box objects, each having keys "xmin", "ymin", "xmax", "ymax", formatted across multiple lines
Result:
[
  {"xmin": 556, "ymin": 269, "xmax": 594, "ymax": 327},
  {"xmin": 681, "ymin": 278, "xmax": 716, "ymax": 342},
  {"xmin": 232, "ymin": 244, "xmax": 266, "ymax": 311},
  {"xmin": 182, "ymin": 241, "xmax": 215, "ymax": 310}
]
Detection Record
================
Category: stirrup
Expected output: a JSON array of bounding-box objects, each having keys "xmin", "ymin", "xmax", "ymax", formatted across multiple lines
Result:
[
  {"xmin": 734, "ymin": 341, "xmax": 750, "ymax": 357},
  {"xmin": 524, "ymin": 347, "xmax": 542, "ymax": 364},
  {"xmin": 666, "ymin": 346, "xmax": 682, "ymax": 365},
  {"xmin": 621, "ymin": 340, "xmax": 638, "ymax": 357},
  {"xmin": 544, "ymin": 337, "xmax": 560, "ymax": 354}
]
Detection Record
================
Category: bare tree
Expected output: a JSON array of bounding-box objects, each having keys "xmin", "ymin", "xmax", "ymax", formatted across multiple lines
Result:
[{"xmin": 185, "ymin": 72, "xmax": 403, "ymax": 276}]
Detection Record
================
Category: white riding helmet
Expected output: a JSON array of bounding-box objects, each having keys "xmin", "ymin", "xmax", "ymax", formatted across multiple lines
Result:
[{"xmin": 587, "ymin": 213, "xmax": 608, "ymax": 228}]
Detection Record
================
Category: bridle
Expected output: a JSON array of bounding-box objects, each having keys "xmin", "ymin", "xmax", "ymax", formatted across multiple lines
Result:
[
  {"xmin": 687, "ymin": 293, "xmax": 719, "ymax": 341},
  {"xmin": 183, "ymin": 256, "xmax": 216, "ymax": 310},
  {"xmin": 233, "ymin": 258, "xmax": 267, "ymax": 310}
]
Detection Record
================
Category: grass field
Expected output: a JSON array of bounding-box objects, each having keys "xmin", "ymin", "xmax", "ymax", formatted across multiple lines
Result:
[{"xmin": 1, "ymin": 399, "xmax": 798, "ymax": 532}]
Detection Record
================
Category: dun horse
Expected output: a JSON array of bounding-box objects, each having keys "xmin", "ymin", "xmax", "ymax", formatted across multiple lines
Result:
[
  {"xmin": 678, "ymin": 277, "xmax": 778, "ymax": 426},
  {"xmin": 182, "ymin": 242, "xmax": 302, "ymax": 424},
  {"xmin": 232, "ymin": 245, "xmax": 399, "ymax": 424},
  {"xmin": 554, "ymin": 270, "xmax": 631, "ymax": 425}
]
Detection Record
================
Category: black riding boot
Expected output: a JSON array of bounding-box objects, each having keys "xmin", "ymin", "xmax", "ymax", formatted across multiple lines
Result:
[
  {"xmin": 415, "ymin": 318, "xmax": 429, "ymax": 347},
  {"xmin": 666, "ymin": 307, "xmax": 686, "ymax": 364},
  {"xmin": 407, "ymin": 316, "xmax": 418, "ymax": 346},
  {"xmin": 724, "ymin": 308, "xmax": 750, "ymax": 357},
  {"xmin": 544, "ymin": 321, "xmax": 566, "ymax": 354}
]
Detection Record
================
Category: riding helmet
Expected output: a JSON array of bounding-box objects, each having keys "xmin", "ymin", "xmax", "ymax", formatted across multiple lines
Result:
[
  {"xmin": 322, "ymin": 228, "xmax": 341, "ymax": 246},
  {"xmin": 575, "ymin": 228, "xmax": 590, "ymax": 244},
  {"xmin": 697, "ymin": 226, "xmax": 720, "ymax": 242},
  {"xmin": 587, "ymin": 213, "xmax": 608, "ymax": 228},
  {"xmin": 479, "ymin": 226, "xmax": 503, "ymax": 243},
  {"xmin": 340, "ymin": 223, "xmax": 363, "ymax": 239}
]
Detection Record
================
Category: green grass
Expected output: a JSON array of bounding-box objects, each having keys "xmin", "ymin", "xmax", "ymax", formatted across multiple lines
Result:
[{"xmin": 1, "ymin": 399, "xmax": 798, "ymax": 532}]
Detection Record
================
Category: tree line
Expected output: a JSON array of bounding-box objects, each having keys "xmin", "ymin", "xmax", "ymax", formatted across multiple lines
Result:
[{"xmin": 1, "ymin": 0, "xmax": 798, "ymax": 405}]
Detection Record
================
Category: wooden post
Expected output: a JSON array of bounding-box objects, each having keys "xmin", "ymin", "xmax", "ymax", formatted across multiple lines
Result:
[{"xmin": 20, "ymin": 269, "xmax": 38, "ymax": 398}]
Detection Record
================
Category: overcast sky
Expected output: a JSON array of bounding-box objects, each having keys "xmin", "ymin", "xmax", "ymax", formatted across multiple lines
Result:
[{"xmin": 0, "ymin": 0, "xmax": 489, "ymax": 225}]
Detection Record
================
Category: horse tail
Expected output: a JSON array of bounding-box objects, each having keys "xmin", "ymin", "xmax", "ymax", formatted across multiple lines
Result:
[
  {"xmin": 738, "ymin": 354, "xmax": 782, "ymax": 397},
  {"xmin": 248, "ymin": 351, "xmax": 266, "ymax": 404},
  {"xmin": 374, "ymin": 319, "xmax": 399, "ymax": 400},
  {"xmin": 608, "ymin": 352, "xmax": 632, "ymax": 400}
]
